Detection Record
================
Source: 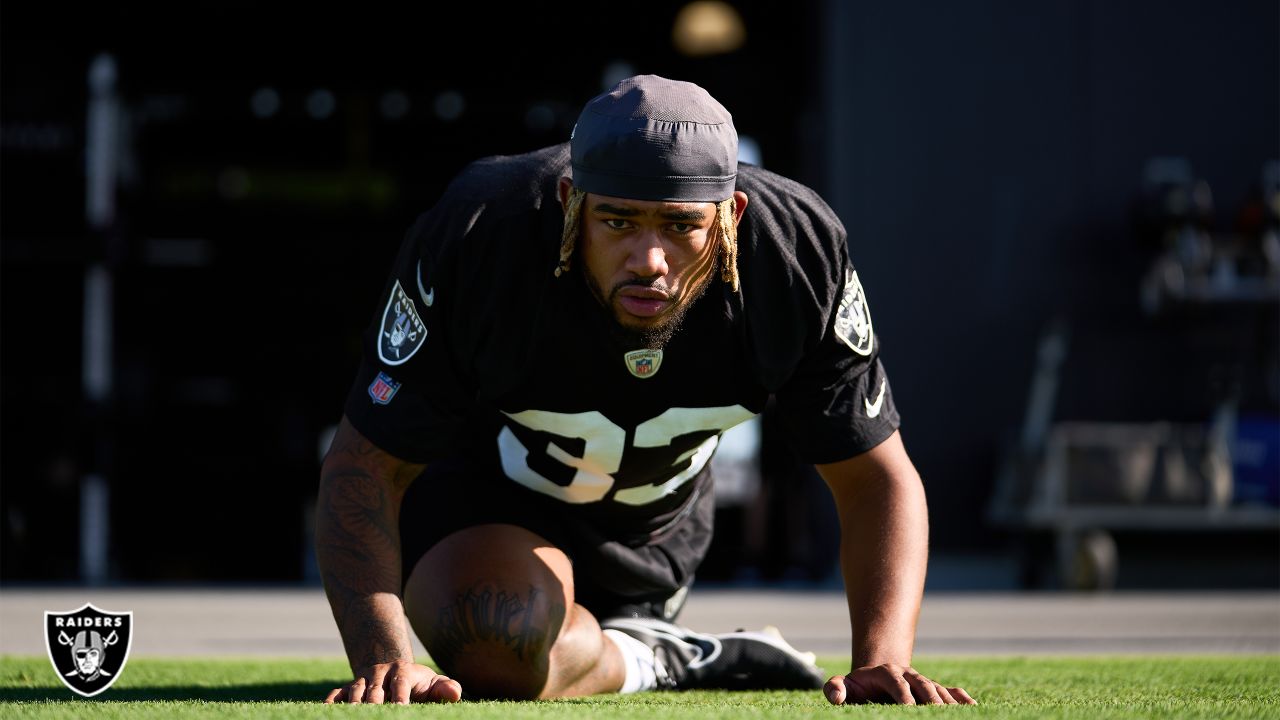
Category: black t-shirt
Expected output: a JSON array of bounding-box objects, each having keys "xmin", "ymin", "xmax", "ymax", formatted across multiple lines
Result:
[{"xmin": 344, "ymin": 143, "xmax": 899, "ymax": 536}]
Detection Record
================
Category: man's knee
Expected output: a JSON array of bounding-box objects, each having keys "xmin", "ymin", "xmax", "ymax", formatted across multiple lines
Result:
[
  {"xmin": 403, "ymin": 525, "xmax": 574, "ymax": 699},
  {"xmin": 425, "ymin": 580, "xmax": 567, "ymax": 698}
]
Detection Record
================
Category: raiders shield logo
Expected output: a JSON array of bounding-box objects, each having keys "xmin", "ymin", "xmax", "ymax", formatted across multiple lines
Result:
[
  {"xmin": 624, "ymin": 349, "xmax": 663, "ymax": 379},
  {"xmin": 834, "ymin": 269, "xmax": 874, "ymax": 356},
  {"xmin": 44, "ymin": 603, "xmax": 133, "ymax": 698},
  {"xmin": 378, "ymin": 280, "xmax": 427, "ymax": 366}
]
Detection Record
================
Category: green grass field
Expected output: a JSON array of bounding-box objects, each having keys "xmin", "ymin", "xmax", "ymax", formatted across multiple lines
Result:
[{"xmin": 2, "ymin": 656, "xmax": 1278, "ymax": 718}]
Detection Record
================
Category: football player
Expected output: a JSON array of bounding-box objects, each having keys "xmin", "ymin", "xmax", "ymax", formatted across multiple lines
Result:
[{"xmin": 317, "ymin": 75, "xmax": 974, "ymax": 706}]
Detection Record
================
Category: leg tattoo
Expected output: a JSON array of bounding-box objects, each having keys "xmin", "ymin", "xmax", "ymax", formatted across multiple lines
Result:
[{"xmin": 431, "ymin": 584, "xmax": 564, "ymax": 668}]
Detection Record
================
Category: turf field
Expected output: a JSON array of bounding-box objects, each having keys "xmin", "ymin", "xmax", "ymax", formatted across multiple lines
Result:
[{"xmin": 2, "ymin": 655, "xmax": 1278, "ymax": 718}]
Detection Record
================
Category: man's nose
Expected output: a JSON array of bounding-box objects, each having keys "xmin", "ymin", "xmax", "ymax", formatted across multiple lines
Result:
[{"xmin": 625, "ymin": 231, "xmax": 668, "ymax": 277}]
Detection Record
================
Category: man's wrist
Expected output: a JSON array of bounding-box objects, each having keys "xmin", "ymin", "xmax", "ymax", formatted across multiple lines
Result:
[
  {"xmin": 851, "ymin": 645, "xmax": 914, "ymax": 670},
  {"xmin": 353, "ymin": 654, "xmax": 416, "ymax": 672}
]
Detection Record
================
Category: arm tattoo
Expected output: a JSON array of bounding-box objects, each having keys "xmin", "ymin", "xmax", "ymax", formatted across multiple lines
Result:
[
  {"xmin": 430, "ymin": 584, "xmax": 565, "ymax": 669},
  {"xmin": 315, "ymin": 418, "xmax": 424, "ymax": 669}
]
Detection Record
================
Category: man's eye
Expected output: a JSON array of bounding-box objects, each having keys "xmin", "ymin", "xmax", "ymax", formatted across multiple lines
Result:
[
  {"xmin": 670, "ymin": 223, "xmax": 694, "ymax": 234},
  {"xmin": 604, "ymin": 219, "xmax": 629, "ymax": 230}
]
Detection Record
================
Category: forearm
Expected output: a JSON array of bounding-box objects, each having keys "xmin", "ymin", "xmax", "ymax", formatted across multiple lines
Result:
[
  {"xmin": 316, "ymin": 492, "xmax": 413, "ymax": 669},
  {"xmin": 836, "ymin": 465, "xmax": 928, "ymax": 668},
  {"xmin": 315, "ymin": 418, "xmax": 424, "ymax": 670},
  {"xmin": 817, "ymin": 433, "xmax": 930, "ymax": 670}
]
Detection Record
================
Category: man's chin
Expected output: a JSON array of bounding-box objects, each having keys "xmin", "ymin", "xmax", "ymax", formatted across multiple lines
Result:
[
  {"xmin": 609, "ymin": 308, "xmax": 680, "ymax": 351},
  {"xmin": 613, "ymin": 309, "xmax": 668, "ymax": 333}
]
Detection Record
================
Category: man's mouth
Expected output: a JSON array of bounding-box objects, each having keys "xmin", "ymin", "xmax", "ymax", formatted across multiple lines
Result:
[{"xmin": 615, "ymin": 287, "xmax": 671, "ymax": 318}]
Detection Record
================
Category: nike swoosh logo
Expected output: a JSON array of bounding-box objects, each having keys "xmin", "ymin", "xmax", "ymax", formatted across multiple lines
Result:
[
  {"xmin": 416, "ymin": 260, "xmax": 434, "ymax": 307},
  {"xmin": 864, "ymin": 379, "xmax": 887, "ymax": 418}
]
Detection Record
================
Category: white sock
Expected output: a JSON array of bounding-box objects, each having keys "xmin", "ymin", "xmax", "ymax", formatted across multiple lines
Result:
[{"xmin": 603, "ymin": 628, "xmax": 659, "ymax": 693}]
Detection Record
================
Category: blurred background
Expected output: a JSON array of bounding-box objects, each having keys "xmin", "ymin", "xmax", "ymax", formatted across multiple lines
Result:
[{"xmin": 2, "ymin": 0, "xmax": 1277, "ymax": 593}]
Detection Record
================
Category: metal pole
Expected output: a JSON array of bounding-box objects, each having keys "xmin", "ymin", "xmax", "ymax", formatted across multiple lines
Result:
[{"xmin": 81, "ymin": 53, "xmax": 118, "ymax": 585}]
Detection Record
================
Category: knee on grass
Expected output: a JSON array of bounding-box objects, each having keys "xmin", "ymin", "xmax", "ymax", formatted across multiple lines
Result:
[{"xmin": 423, "ymin": 581, "xmax": 569, "ymax": 699}]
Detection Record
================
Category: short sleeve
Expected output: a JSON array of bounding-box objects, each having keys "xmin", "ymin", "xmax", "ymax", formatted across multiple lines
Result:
[
  {"xmin": 734, "ymin": 166, "xmax": 901, "ymax": 465},
  {"xmin": 342, "ymin": 209, "xmax": 475, "ymax": 463},
  {"xmin": 772, "ymin": 253, "xmax": 901, "ymax": 464}
]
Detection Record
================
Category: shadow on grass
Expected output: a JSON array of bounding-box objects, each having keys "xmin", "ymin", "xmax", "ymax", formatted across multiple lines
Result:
[{"xmin": 0, "ymin": 680, "xmax": 341, "ymax": 703}]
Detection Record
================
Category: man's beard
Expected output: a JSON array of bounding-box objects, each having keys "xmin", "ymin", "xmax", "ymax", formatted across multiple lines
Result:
[{"xmin": 582, "ymin": 269, "xmax": 710, "ymax": 351}]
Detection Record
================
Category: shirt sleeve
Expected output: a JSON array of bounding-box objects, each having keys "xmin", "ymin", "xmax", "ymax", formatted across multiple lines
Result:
[
  {"xmin": 736, "ymin": 168, "xmax": 902, "ymax": 465},
  {"xmin": 772, "ymin": 252, "xmax": 901, "ymax": 465},
  {"xmin": 342, "ymin": 209, "xmax": 476, "ymax": 463}
]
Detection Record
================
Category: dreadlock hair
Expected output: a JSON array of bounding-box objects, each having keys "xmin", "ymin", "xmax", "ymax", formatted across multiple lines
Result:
[
  {"xmin": 556, "ymin": 187, "xmax": 740, "ymax": 292},
  {"xmin": 555, "ymin": 186, "xmax": 586, "ymax": 279},
  {"xmin": 714, "ymin": 195, "xmax": 739, "ymax": 292}
]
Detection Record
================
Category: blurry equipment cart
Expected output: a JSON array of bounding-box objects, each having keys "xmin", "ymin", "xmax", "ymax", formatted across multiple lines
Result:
[
  {"xmin": 990, "ymin": 160, "xmax": 1280, "ymax": 589},
  {"xmin": 990, "ymin": 411, "xmax": 1280, "ymax": 590}
]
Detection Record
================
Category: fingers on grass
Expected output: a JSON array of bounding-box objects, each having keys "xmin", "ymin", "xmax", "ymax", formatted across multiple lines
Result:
[
  {"xmin": 891, "ymin": 676, "xmax": 917, "ymax": 705},
  {"xmin": 848, "ymin": 674, "xmax": 883, "ymax": 705},
  {"xmin": 323, "ymin": 687, "xmax": 343, "ymax": 704},
  {"xmin": 430, "ymin": 675, "xmax": 463, "ymax": 703},
  {"xmin": 346, "ymin": 677, "xmax": 367, "ymax": 704},
  {"xmin": 823, "ymin": 675, "xmax": 847, "ymax": 705},
  {"xmin": 950, "ymin": 686, "xmax": 978, "ymax": 705},
  {"xmin": 389, "ymin": 668, "xmax": 412, "ymax": 705},
  {"xmin": 904, "ymin": 670, "xmax": 944, "ymax": 705},
  {"xmin": 934, "ymin": 682, "xmax": 959, "ymax": 704}
]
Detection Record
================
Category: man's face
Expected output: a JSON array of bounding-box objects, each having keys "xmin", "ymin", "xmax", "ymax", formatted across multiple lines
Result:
[{"xmin": 560, "ymin": 178, "xmax": 745, "ymax": 348}]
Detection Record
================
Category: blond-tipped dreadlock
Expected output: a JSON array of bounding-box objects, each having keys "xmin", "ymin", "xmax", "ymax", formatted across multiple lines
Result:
[
  {"xmin": 555, "ymin": 186, "xmax": 586, "ymax": 279},
  {"xmin": 714, "ymin": 195, "xmax": 739, "ymax": 292},
  {"xmin": 555, "ymin": 187, "xmax": 740, "ymax": 293}
]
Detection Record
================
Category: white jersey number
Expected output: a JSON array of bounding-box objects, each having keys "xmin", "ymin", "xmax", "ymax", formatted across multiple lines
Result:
[{"xmin": 497, "ymin": 405, "xmax": 755, "ymax": 506}]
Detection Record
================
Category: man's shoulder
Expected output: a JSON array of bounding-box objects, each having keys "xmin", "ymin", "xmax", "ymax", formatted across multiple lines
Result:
[
  {"xmin": 405, "ymin": 144, "xmax": 567, "ymax": 265},
  {"xmin": 735, "ymin": 164, "xmax": 846, "ymax": 272},
  {"xmin": 442, "ymin": 143, "xmax": 570, "ymax": 212},
  {"xmin": 732, "ymin": 164, "xmax": 852, "ymax": 389},
  {"xmin": 737, "ymin": 164, "xmax": 840, "ymax": 218}
]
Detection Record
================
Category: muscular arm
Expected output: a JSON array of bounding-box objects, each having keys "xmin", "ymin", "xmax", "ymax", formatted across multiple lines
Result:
[
  {"xmin": 816, "ymin": 429, "xmax": 927, "ymax": 669},
  {"xmin": 815, "ymin": 430, "xmax": 973, "ymax": 704},
  {"xmin": 315, "ymin": 416, "xmax": 424, "ymax": 671}
]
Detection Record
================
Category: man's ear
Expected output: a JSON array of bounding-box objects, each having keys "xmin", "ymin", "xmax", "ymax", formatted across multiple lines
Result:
[
  {"xmin": 558, "ymin": 177, "xmax": 573, "ymax": 212},
  {"xmin": 732, "ymin": 190, "xmax": 749, "ymax": 227}
]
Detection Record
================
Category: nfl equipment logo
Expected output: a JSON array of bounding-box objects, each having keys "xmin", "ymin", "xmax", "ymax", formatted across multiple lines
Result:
[
  {"xmin": 368, "ymin": 372, "xmax": 401, "ymax": 405},
  {"xmin": 44, "ymin": 603, "xmax": 133, "ymax": 698},
  {"xmin": 624, "ymin": 349, "xmax": 663, "ymax": 379}
]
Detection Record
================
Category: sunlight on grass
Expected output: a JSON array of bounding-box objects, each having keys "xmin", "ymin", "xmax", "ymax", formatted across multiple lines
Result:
[{"xmin": 1, "ymin": 656, "xmax": 1277, "ymax": 719}]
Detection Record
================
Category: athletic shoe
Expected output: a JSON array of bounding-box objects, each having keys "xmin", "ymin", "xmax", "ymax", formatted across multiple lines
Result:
[{"xmin": 600, "ymin": 617, "xmax": 825, "ymax": 690}]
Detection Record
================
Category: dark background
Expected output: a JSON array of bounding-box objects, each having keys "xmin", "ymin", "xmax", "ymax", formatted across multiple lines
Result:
[{"xmin": 2, "ymin": 1, "xmax": 1276, "ymax": 587}]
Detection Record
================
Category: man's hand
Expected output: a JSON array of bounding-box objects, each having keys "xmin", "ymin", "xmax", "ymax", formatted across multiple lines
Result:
[
  {"xmin": 823, "ymin": 664, "xmax": 976, "ymax": 705},
  {"xmin": 324, "ymin": 661, "xmax": 462, "ymax": 704}
]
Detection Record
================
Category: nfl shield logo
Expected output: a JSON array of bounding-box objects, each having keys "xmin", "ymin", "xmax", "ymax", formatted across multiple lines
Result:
[
  {"xmin": 624, "ymin": 349, "xmax": 663, "ymax": 379},
  {"xmin": 368, "ymin": 372, "xmax": 401, "ymax": 405},
  {"xmin": 44, "ymin": 603, "xmax": 133, "ymax": 698}
]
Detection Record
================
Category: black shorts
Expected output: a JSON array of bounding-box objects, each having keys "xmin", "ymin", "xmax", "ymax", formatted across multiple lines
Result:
[{"xmin": 398, "ymin": 459, "xmax": 714, "ymax": 622}]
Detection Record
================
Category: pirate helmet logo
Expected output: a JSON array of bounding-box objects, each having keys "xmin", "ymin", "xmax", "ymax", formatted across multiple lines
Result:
[
  {"xmin": 378, "ymin": 280, "xmax": 427, "ymax": 366},
  {"xmin": 44, "ymin": 603, "xmax": 133, "ymax": 697},
  {"xmin": 834, "ymin": 269, "xmax": 874, "ymax": 356}
]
